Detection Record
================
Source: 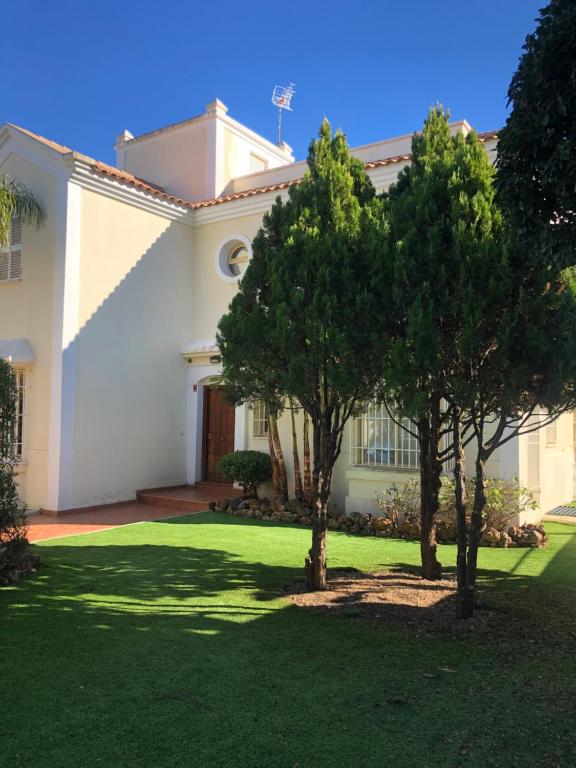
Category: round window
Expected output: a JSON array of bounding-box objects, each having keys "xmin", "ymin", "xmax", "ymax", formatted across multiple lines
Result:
[
  {"xmin": 215, "ymin": 236, "xmax": 252, "ymax": 282},
  {"xmin": 227, "ymin": 245, "xmax": 249, "ymax": 277}
]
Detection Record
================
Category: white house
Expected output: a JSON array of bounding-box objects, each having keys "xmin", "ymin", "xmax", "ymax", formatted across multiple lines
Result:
[{"xmin": 0, "ymin": 99, "xmax": 573, "ymax": 522}]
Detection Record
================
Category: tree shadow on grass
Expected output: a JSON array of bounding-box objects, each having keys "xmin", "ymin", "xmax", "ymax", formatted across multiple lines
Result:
[{"xmin": 2, "ymin": 525, "xmax": 576, "ymax": 767}]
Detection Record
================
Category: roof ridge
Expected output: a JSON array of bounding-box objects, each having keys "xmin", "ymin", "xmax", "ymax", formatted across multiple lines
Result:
[
  {"xmin": 6, "ymin": 122, "xmax": 499, "ymax": 213},
  {"xmin": 8, "ymin": 123, "xmax": 73, "ymax": 155},
  {"xmin": 121, "ymin": 112, "xmax": 205, "ymax": 146}
]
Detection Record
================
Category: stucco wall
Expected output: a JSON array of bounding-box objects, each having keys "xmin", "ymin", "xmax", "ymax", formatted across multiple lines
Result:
[
  {"xmin": 0, "ymin": 153, "xmax": 57, "ymax": 510},
  {"xmin": 518, "ymin": 411, "xmax": 574, "ymax": 522},
  {"xmin": 190, "ymin": 212, "xmax": 264, "ymax": 341},
  {"xmin": 68, "ymin": 188, "xmax": 194, "ymax": 507},
  {"xmin": 120, "ymin": 119, "xmax": 211, "ymax": 202}
]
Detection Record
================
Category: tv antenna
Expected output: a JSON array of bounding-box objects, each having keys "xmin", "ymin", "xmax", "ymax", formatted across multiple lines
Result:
[{"xmin": 271, "ymin": 83, "xmax": 295, "ymax": 146}]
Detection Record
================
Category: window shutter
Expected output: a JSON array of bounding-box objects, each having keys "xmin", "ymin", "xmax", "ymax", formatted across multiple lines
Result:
[
  {"xmin": 9, "ymin": 250, "xmax": 22, "ymax": 280},
  {"xmin": 9, "ymin": 218, "xmax": 22, "ymax": 279},
  {"xmin": 0, "ymin": 252, "xmax": 8, "ymax": 282},
  {"xmin": 10, "ymin": 218, "xmax": 22, "ymax": 247}
]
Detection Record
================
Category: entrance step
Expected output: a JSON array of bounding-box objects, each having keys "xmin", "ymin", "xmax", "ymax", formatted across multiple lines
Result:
[{"xmin": 136, "ymin": 484, "xmax": 241, "ymax": 513}]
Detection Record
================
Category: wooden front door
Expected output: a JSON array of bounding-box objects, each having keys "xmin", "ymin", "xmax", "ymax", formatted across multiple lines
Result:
[{"xmin": 202, "ymin": 387, "xmax": 236, "ymax": 482}]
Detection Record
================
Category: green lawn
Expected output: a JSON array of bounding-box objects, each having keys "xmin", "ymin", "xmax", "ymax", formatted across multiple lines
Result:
[{"xmin": 2, "ymin": 514, "xmax": 576, "ymax": 768}]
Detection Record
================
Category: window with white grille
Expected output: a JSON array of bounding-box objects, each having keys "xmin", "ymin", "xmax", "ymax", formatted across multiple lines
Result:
[
  {"xmin": 252, "ymin": 400, "xmax": 269, "ymax": 437},
  {"xmin": 351, "ymin": 404, "xmax": 419, "ymax": 469},
  {"xmin": 0, "ymin": 218, "xmax": 22, "ymax": 282},
  {"xmin": 249, "ymin": 154, "xmax": 267, "ymax": 173},
  {"xmin": 14, "ymin": 370, "xmax": 25, "ymax": 459}
]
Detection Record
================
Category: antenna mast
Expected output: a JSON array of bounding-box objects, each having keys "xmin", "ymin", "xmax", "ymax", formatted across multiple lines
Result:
[{"xmin": 271, "ymin": 83, "xmax": 296, "ymax": 145}]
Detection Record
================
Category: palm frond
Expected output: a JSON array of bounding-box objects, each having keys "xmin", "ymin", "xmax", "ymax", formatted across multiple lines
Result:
[{"xmin": 0, "ymin": 174, "xmax": 45, "ymax": 248}]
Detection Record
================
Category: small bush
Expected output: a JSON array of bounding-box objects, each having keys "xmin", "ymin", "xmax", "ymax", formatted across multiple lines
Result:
[
  {"xmin": 376, "ymin": 478, "xmax": 421, "ymax": 535},
  {"xmin": 376, "ymin": 476, "xmax": 538, "ymax": 541},
  {"xmin": 438, "ymin": 476, "xmax": 538, "ymax": 531},
  {"xmin": 218, "ymin": 450, "xmax": 272, "ymax": 499}
]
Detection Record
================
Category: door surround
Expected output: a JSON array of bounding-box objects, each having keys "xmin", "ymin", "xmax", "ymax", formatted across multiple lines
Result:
[{"xmin": 182, "ymin": 356, "xmax": 246, "ymax": 485}]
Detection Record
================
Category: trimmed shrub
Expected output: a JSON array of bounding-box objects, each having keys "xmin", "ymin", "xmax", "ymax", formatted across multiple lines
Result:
[
  {"xmin": 376, "ymin": 476, "xmax": 539, "ymax": 542},
  {"xmin": 0, "ymin": 359, "xmax": 30, "ymax": 583},
  {"xmin": 218, "ymin": 450, "xmax": 272, "ymax": 499}
]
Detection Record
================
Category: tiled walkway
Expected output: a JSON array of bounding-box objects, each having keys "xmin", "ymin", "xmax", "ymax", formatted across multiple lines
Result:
[
  {"xmin": 28, "ymin": 484, "xmax": 241, "ymax": 543},
  {"xmin": 27, "ymin": 501, "xmax": 194, "ymax": 543}
]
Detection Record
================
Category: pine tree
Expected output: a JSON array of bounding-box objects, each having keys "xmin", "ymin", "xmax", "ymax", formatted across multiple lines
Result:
[
  {"xmin": 448, "ymin": 225, "xmax": 576, "ymax": 618},
  {"xmin": 382, "ymin": 107, "xmax": 470, "ymax": 580},
  {"xmin": 497, "ymin": 0, "xmax": 576, "ymax": 266},
  {"xmin": 218, "ymin": 120, "xmax": 385, "ymax": 589},
  {"xmin": 386, "ymin": 108, "xmax": 576, "ymax": 615}
]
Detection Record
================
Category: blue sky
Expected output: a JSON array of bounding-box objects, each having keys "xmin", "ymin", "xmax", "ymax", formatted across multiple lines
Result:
[{"xmin": 2, "ymin": 0, "xmax": 543, "ymax": 165}]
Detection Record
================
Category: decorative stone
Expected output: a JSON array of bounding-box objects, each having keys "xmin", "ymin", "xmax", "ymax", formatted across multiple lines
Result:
[{"xmin": 480, "ymin": 527, "xmax": 501, "ymax": 547}]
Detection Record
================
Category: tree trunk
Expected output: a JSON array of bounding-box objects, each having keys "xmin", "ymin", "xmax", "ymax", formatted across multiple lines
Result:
[
  {"xmin": 418, "ymin": 403, "xmax": 443, "ymax": 580},
  {"xmin": 269, "ymin": 413, "xmax": 288, "ymax": 501},
  {"xmin": 452, "ymin": 407, "xmax": 468, "ymax": 619},
  {"xmin": 461, "ymin": 448, "xmax": 488, "ymax": 618},
  {"xmin": 305, "ymin": 488, "xmax": 328, "ymax": 590},
  {"xmin": 267, "ymin": 423, "xmax": 279, "ymax": 493},
  {"xmin": 289, "ymin": 398, "xmax": 304, "ymax": 504},
  {"xmin": 303, "ymin": 411, "xmax": 313, "ymax": 508},
  {"xmin": 305, "ymin": 420, "xmax": 329, "ymax": 590}
]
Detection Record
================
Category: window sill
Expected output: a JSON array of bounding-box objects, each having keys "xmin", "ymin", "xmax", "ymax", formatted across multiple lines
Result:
[{"xmin": 0, "ymin": 278, "xmax": 22, "ymax": 286}]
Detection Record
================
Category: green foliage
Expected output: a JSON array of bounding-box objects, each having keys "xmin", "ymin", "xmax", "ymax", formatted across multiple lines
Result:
[
  {"xmin": 438, "ymin": 476, "xmax": 538, "ymax": 532},
  {"xmin": 0, "ymin": 359, "xmax": 28, "ymax": 576},
  {"xmin": 376, "ymin": 478, "xmax": 420, "ymax": 528},
  {"xmin": 218, "ymin": 450, "xmax": 272, "ymax": 498},
  {"xmin": 218, "ymin": 119, "xmax": 385, "ymax": 427},
  {"xmin": 0, "ymin": 358, "xmax": 16, "ymax": 460},
  {"xmin": 497, "ymin": 0, "xmax": 576, "ymax": 264},
  {"xmin": 0, "ymin": 174, "xmax": 44, "ymax": 248},
  {"xmin": 218, "ymin": 119, "xmax": 388, "ymax": 586},
  {"xmin": 382, "ymin": 106, "xmax": 505, "ymax": 419},
  {"xmin": 377, "ymin": 476, "xmax": 538, "ymax": 537}
]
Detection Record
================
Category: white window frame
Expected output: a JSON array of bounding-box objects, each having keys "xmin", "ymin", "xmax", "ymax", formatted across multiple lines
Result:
[
  {"xmin": 252, "ymin": 400, "xmax": 269, "ymax": 438},
  {"xmin": 215, "ymin": 235, "xmax": 252, "ymax": 284},
  {"xmin": 13, "ymin": 369, "xmax": 26, "ymax": 460},
  {"xmin": 351, "ymin": 403, "xmax": 419, "ymax": 470},
  {"xmin": 249, "ymin": 153, "xmax": 267, "ymax": 173},
  {"xmin": 0, "ymin": 218, "xmax": 22, "ymax": 283}
]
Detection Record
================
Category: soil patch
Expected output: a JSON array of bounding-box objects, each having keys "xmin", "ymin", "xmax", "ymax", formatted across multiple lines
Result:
[{"xmin": 285, "ymin": 568, "xmax": 499, "ymax": 634}]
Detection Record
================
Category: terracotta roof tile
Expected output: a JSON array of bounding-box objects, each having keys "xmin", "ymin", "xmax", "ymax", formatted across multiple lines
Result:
[
  {"xmin": 478, "ymin": 130, "xmax": 499, "ymax": 142},
  {"xmin": 91, "ymin": 161, "xmax": 197, "ymax": 210},
  {"xmin": 194, "ymin": 153, "xmax": 418, "ymax": 208},
  {"xmin": 193, "ymin": 179, "xmax": 299, "ymax": 208},
  {"xmin": 8, "ymin": 122, "xmax": 500, "ymax": 212},
  {"xmin": 9, "ymin": 124, "xmax": 73, "ymax": 155}
]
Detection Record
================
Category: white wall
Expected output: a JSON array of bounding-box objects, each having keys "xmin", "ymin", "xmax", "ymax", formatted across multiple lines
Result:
[
  {"xmin": 0, "ymin": 151, "xmax": 58, "ymax": 510},
  {"xmin": 66, "ymin": 188, "xmax": 194, "ymax": 508},
  {"xmin": 117, "ymin": 101, "xmax": 293, "ymax": 203}
]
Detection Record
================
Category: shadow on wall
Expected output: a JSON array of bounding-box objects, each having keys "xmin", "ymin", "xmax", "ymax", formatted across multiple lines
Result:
[{"xmin": 58, "ymin": 216, "xmax": 194, "ymax": 509}]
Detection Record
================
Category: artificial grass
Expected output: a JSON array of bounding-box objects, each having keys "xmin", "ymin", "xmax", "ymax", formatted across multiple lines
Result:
[{"xmin": 1, "ymin": 514, "xmax": 576, "ymax": 768}]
